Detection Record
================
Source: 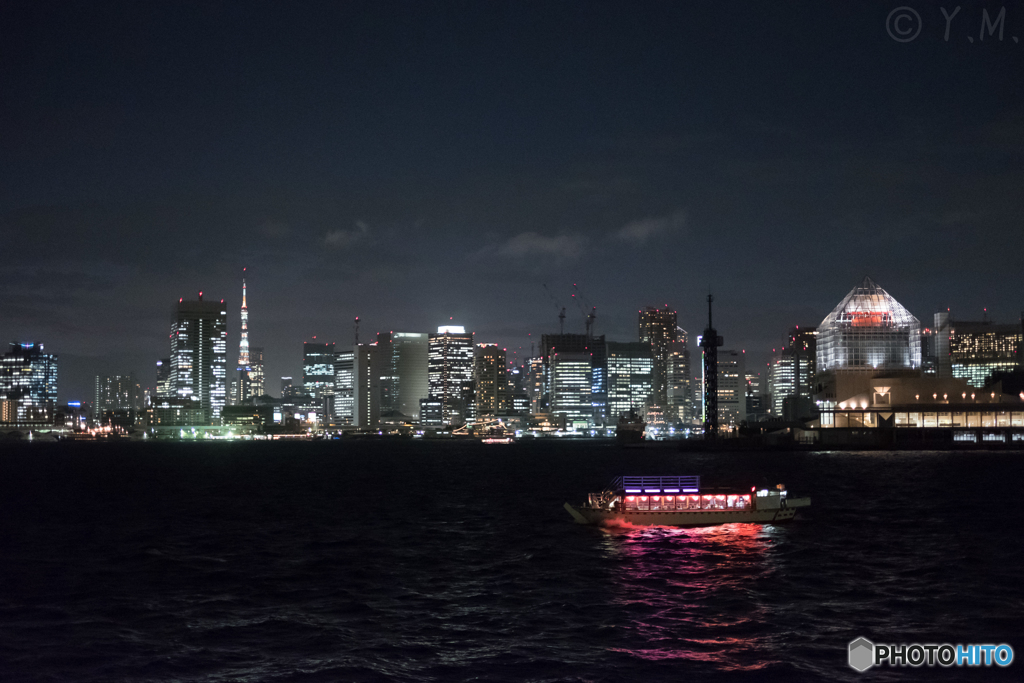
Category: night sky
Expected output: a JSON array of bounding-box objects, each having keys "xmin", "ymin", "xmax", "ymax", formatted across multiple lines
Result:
[{"xmin": 2, "ymin": 1, "xmax": 1022, "ymax": 402}]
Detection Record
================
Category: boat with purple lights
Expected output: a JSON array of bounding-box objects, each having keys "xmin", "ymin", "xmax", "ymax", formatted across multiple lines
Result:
[{"xmin": 564, "ymin": 476, "xmax": 810, "ymax": 527}]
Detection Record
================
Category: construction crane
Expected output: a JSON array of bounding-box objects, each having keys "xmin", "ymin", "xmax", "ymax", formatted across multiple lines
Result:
[
  {"xmin": 543, "ymin": 284, "xmax": 567, "ymax": 334},
  {"xmin": 572, "ymin": 283, "xmax": 597, "ymax": 339}
]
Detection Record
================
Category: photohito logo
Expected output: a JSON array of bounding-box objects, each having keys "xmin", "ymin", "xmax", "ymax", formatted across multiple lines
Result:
[{"xmin": 848, "ymin": 637, "xmax": 1014, "ymax": 671}]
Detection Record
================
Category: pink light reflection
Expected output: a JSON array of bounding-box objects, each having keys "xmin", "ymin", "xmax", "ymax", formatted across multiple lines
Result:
[{"xmin": 602, "ymin": 523, "xmax": 782, "ymax": 671}]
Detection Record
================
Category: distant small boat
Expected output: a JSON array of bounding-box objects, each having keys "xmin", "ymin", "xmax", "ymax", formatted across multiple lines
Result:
[
  {"xmin": 565, "ymin": 476, "xmax": 810, "ymax": 527},
  {"xmin": 481, "ymin": 436, "xmax": 514, "ymax": 444}
]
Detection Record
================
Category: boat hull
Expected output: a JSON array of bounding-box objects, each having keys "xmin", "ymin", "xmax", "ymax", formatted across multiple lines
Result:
[{"xmin": 564, "ymin": 502, "xmax": 802, "ymax": 527}]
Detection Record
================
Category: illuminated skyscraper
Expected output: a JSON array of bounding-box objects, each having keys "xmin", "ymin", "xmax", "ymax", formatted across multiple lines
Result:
[
  {"xmin": 550, "ymin": 351, "xmax": 592, "ymax": 429},
  {"xmin": 248, "ymin": 346, "xmax": 265, "ymax": 398},
  {"xmin": 155, "ymin": 358, "xmax": 171, "ymax": 399},
  {"xmin": 0, "ymin": 342, "xmax": 58, "ymax": 425},
  {"xmin": 717, "ymin": 349, "xmax": 746, "ymax": 429},
  {"xmin": 392, "ymin": 333, "xmax": 429, "ymax": 419},
  {"xmin": 95, "ymin": 374, "xmax": 141, "ymax": 413},
  {"xmin": 427, "ymin": 326, "xmax": 474, "ymax": 426},
  {"xmin": 303, "ymin": 341, "xmax": 336, "ymax": 399},
  {"xmin": 667, "ymin": 334, "xmax": 691, "ymax": 424},
  {"xmin": 639, "ymin": 306, "xmax": 677, "ymax": 407},
  {"xmin": 606, "ymin": 342, "xmax": 653, "ymax": 421},
  {"xmin": 169, "ymin": 295, "xmax": 227, "ymax": 424},
  {"xmin": 474, "ymin": 344, "xmax": 510, "ymax": 419}
]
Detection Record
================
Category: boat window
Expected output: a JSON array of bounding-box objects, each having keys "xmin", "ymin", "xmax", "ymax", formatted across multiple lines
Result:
[
  {"xmin": 624, "ymin": 495, "xmax": 638, "ymax": 510},
  {"xmin": 638, "ymin": 495, "xmax": 650, "ymax": 510},
  {"xmin": 663, "ymin": 495, "xmax": 674, "ymax": 509},
  {"xmin": 685, "ymin": 495, "xmax": 700, "ymax": 510},
  {"xmin": 702, "ymin": 494, "xmax": 726, "ymax": 510},
  {"xmin": 650, "ymin": 496, "xmax": 662, "ymax": 511}
]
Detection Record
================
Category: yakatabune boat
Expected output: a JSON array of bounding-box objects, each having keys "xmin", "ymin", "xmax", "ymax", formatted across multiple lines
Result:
[{"xmin": 564, "ymin": 476, "xmax": 810, "ymax": 527}]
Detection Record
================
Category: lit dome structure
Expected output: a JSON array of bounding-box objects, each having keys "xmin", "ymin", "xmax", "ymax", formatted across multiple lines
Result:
[{"xmin": 817, "ymin": 277, "xmax": 921, "ymax": 373}]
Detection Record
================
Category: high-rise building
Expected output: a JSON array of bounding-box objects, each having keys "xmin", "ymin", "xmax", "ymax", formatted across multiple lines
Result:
[
  {"xmin": 817, "ymin": 277, "xmax": 921, "ymax": 374},
  {"xmin": 169, "ymin": 295, "xmax": 227, "ymax": 424},
  {"xmin": 549, "ymin": 351, "xmax": 592, "ymax": 429},
  {"xmin": 427, "ymin": 326, "xmax": 474, "ymax": 426},
  {"xmin": 333, "ymin": 352, "xmax": 355, "ymax": 425},
  {"xmin": 392, "ymin": 333, "xmax": 429, "ymax": 419},
  {"xmin": 717, "ymin": 349, "xmax": 746, "ymax": 429},
  {"xmin": 639, "ymin": 306, "xmax": 677, "ymax": 407},
  {"xmin": 949, "ymin": 319, "xmax": 1022, "ymax": 387},
  {"xmin": 0, "ymin": 342, "xmax": 58, "ymax": 425},
  {"xmin": 303, "ymin": 342, "xmax": 336, "ymax": 399},
  {"xmin": 666, "ymin": 337, "xmax": 691, "ymax": 424},
  {"xmin": 541, "ymin": 333, "xmax": 606, "ymax": 423},
  {"xmin": 95, "ymin": 374, "xmax": 141, "ymax": 413},
  {"xmin": 524, "ymin": 357, "xmax": 545, "ymax": 414},
  {"xmin": 606, "ymin": 341, "xmax": 653, "ymax": 422},
  {"xmin": 745, "ymin": 372, "xmax": 766, "ymax": 422},
  {"xmin": 156, "ymin": 358, "xmax": 171, "ymax": 399},
  {"xmin": 768, "ymin": 326, "xmax": 817, "ymax": 417},
  {"xmin": 248, "ymin": 347, "xmax": 265, "ymax": 398},
  {"xmin": 474, "ymin": 344, "xmax": 509, "ymax": 419},
  {"xmin": 354, "ymin": 344, "xmax": 379, "ymax": 428}
]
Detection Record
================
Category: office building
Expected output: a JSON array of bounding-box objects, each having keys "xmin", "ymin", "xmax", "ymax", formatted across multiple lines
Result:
[
  {"xmin": 95, "ymin": 374, "xmax": 141, "ymax": 414},
  {"xmin": 248, "ymin": 347, "xmax": 265, "ymax": 398},
  {"xmin": 0, "ymin": 342, "xmax": 58, "ymax": 425},
  {"xmin": 949, "ymin": 319, "xmax": 1022, "ymax": 388},
  {"xmin": 717, "ymin": 349, "xmax": 746, "ymax": 429},
  {"xmin": 156, "ymin": 358, "xmax": 171, "ymax": 399},
  {"xmin": 768, "ymin": 326, "xmax": 817, "ymax": 417},
  {"xmin": 639, "ymin": 306, "xmax": 677, "ymax": 407},
  {"xmin": 333, "ymin": 351, "xmax": 355, "ymax": 425},
  {"xmin": 667, "ymin": 339, "xmax": 691, "ymax": 424},
  {"xmin": 549, "ymin": 351, "xmax": 592, "ymax": 429},
  {"xmin": 382, "ymin": 332, "xmax": 429, "ymax": 420},
  {"xmin": 169, "ymin": 295, "xmax": 228, "ymax": 424},
  {"xmin": 303, "ymin": 341, "xmax": 336, "ymax": 399},
  {"xmin": 427, "ymin": 326, "xmax": 475, "ymax": 426},
  {"xmin": 606, "ymin": 341, "xmax": 653, "ymax": 422}
]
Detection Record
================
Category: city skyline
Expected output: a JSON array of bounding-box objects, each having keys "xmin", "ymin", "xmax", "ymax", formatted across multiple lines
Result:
[{"xmin": 2, "ymin": 3, "xmax": 1022, "ymax": 402}]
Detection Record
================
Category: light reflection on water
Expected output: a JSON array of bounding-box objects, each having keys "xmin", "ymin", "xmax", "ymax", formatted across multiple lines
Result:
[{"xmin": 602, "ymin": 523, "xmax": 785, "ymax": 671}]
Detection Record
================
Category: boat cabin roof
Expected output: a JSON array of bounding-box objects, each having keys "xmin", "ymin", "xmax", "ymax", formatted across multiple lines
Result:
[{"xmin": 612, "ymin": 475, "xmax": 701, "ymax": 494}]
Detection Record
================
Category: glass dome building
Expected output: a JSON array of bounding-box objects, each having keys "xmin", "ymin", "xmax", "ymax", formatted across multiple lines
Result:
[{"xmin": 816, "ymin": 277, "xmax": 921, "ymax": 373}]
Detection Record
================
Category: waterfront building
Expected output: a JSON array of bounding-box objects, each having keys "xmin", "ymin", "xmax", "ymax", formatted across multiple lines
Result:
[
  {"xmin": 169, "ymin": 295, "xmax": 227, "ymax": 424},
  {"xmin": 817, "ymin": 277, "xmax": 921, "ymax": 374},
  {"xmin": 949, "ymin": 319, "xmax": 1022, "ymax": 388},
  {"xmin": 0, "ymin": 342, "xmax": 58, "ymax": 425},
  {"xmin": 303, "ymin": 341, "xmax": 336, "ymax": 399},
  {"xmin": 549, "ymin": 351, "xmax": 593, "ymax": 429},
  {"xmin": 427, "ymin": 326, "xmax": 474, "ymax": 426},
  {"xmin": 639, "ymin": 306, "xmax": 677, "ymax": 408},
  {"xmin": 606, "ymin": 341, "xmax": 653, "ymax": 422}
]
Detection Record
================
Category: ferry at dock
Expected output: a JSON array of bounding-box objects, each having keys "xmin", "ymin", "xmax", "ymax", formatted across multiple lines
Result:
[{"xmin": 564, "ymin": 476, "xmax": 810, "ymax": 527}]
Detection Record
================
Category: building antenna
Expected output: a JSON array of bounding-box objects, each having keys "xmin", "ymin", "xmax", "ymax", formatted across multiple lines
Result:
[{"xmin": 354, "ymin": 317, "xmax": 360, "ymax": 346}]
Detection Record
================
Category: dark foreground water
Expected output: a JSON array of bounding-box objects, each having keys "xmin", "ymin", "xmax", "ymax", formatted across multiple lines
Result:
[{"xmin": 1, "ymin": 441, "xmax": 1022, "ymax": 682}]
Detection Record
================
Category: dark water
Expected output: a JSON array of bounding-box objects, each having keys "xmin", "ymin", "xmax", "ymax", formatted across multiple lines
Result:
[{"xmin": 1, "ymin": 441, "xmax": 1022, "ymax": 682}]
